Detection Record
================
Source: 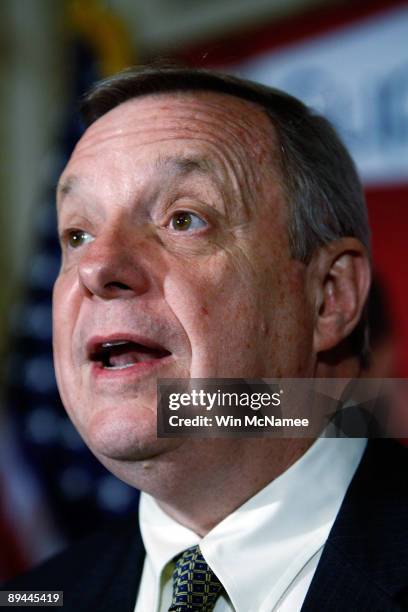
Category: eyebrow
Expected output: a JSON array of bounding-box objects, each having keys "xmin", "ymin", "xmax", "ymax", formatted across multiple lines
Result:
[
  {"xmin": 57, "ymin": 156, "xmax": 213, "ymax": 197},
  {"xmin": 56, "ymin": 155, "xmax": 220, "ymax": 215},
  {"xmin": 154, "ymin": 154, "xmax": 215, "ymax": 177},
  {"xmin": 56, "ymin": 175, "xmax": 80, "ymax": 204}
]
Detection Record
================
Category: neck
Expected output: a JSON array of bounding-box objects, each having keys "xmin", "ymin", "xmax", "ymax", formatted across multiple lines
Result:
[
  {"xmin": 123, "ymin": 359, "xmax": 362, "ymax": 536},
  {"xmin": 144, "ymin": 437, "xmax": 314, "ymax": 536}
]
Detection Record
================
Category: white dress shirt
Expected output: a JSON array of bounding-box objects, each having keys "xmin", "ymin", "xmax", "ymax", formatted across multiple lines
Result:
[{"xmin": 135, "ymin": 437, "xmax": 366, "ymax": 612}]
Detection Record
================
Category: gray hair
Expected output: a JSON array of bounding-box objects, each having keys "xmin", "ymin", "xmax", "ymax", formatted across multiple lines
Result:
[{"xmin": 80, "ymin": 64, "xmax": 371, "ymax": 357}]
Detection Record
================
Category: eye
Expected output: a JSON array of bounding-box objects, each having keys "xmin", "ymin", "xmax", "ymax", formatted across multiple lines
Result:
[
  {"xmin": 66, "ymin": 229, "xmax": 94, "ymax": 248},
  {"xmin": 170, "ymin": 211, "xmax": 207, "ymax": 232}
]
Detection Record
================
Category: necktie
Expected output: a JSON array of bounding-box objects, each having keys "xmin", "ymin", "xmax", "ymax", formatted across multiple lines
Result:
[{"xmin": 168, "ymin": 544, "xmax": 224, "ymax": 612}]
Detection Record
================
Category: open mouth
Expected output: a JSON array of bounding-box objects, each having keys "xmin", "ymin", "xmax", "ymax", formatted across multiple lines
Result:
[{"xmin": 89, "ymin": 339, "xmax": 171, "ymax": 370}]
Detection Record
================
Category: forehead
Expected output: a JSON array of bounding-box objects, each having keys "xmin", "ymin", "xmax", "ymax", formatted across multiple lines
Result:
[{"xmin": 68, "ymin": 91, "xmax": 278, "ymax": 171}]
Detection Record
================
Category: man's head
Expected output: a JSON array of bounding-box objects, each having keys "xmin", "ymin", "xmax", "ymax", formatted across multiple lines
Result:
[{"xmin": 53, "ymin": 66, "xmax": 371, "ymax": 499}]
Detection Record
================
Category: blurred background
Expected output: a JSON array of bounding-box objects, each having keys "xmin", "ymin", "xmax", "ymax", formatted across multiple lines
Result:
[{"xmin": 0, "ymin": 0, "xmax": 407, "ymax": 581}]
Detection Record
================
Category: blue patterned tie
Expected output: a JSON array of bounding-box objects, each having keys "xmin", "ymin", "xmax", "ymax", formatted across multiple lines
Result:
[{"xmin": 168, "ymin": 545, "xmax": 224, "ymax": 611}]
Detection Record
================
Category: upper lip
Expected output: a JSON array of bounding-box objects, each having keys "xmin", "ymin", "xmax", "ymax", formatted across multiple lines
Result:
[{"xmin": 86, "ymin": 333, "xmax": 171, "ymax": 362}]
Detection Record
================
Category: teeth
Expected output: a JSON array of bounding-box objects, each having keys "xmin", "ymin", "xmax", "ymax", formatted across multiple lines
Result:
[
  {"xmin": 106, "ymin": 363, "xmax": 135, "ymax": 370},
  {"xmin": 90, "ymin": 338, "xmax": 171, "ymax": 369},
  {"xmin": 101, "ymin": 340, "xmax": 129, "ymax": 349}
]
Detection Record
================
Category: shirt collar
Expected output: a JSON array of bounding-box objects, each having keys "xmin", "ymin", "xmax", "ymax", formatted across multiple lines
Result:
[{"xmin": 139, "ymin": 437, "xmax": 366, "ymax": 612}]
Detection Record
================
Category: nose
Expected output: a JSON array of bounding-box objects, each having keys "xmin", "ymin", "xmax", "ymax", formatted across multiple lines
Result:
[{"xmin": 78, "ymin": 227, "xmax": 151, "ymax": 299}]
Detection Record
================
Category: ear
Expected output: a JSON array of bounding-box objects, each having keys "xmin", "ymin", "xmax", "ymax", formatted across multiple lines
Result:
[{"xmin": 309, "ymin": 238, "xmax": 371, "ymax": 354}]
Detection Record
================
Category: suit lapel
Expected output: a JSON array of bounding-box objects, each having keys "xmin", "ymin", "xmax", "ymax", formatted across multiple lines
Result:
[
  {"xmin": 94, "ymin": 515, "xmax": 146, "ymax": 612},
  {"xmin": 55, "ymin": 513, "xmax": 146, "ymax": 612},
  {"xmin": 302, "ymin": 439, "xmax": 408, "ymax": 611}
]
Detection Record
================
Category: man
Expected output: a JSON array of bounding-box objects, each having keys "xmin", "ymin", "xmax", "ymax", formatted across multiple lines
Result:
[{"xmin": 7, "ymin": 66, "xmax": 408, "ymax": 611}]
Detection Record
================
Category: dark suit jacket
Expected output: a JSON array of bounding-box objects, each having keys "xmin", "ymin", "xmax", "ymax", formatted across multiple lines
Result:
[{"xmin": 5, "ymin": 440, "xmax": 408, "ymax": 611}]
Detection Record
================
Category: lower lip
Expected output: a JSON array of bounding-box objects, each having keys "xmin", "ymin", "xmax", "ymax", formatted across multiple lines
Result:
[{"xmin": 90, "ymin": 355, "xmax": 173, "ymax": 380}]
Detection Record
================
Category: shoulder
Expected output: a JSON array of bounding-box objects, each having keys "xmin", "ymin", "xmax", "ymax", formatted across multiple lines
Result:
[
  {"xmin": 3, "ymin": 513, "xmax": 145, "ymax": 612},
  {"xmin": 303, "ymin": 440, "xmax": 408, "ymax": 611}
]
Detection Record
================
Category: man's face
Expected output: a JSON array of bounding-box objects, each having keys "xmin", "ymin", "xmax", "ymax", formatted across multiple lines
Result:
[{"xmin": 53, "ymin": 92, "xmax": 314, "ymax": 466}]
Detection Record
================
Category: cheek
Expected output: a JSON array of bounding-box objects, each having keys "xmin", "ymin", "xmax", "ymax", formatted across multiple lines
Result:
[
  {"xmin": 161, "ymin": 254, "xmax": 264, "ymax": 375},
  {"xmin": 260, "ymin": 262, "xmax": 314, "ymax": 375},
  {"xmin": 52, "ymin": 272, "xmax": 81, "ymax": 373},
  {"xmin": 162, "ymin": 263, "xmax": 219, "ymax": 345},
  {"xmin": 53, "ymin": 272, "xmax": 76, "ymax": 322},
  {"xmin": 163, "ymin": 253, "xmax": 254, "ymax": 326}
]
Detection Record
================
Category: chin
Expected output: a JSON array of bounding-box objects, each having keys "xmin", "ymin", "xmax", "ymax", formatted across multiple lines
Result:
[{"xmin": 84, "ymin": 404, "xmax": 180, "ymax": 462}]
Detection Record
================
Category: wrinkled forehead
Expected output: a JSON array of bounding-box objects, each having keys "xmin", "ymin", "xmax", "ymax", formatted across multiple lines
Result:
[{"xmin": 71, "ymin": 90, "xmax": 280, "ymax": 174}]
